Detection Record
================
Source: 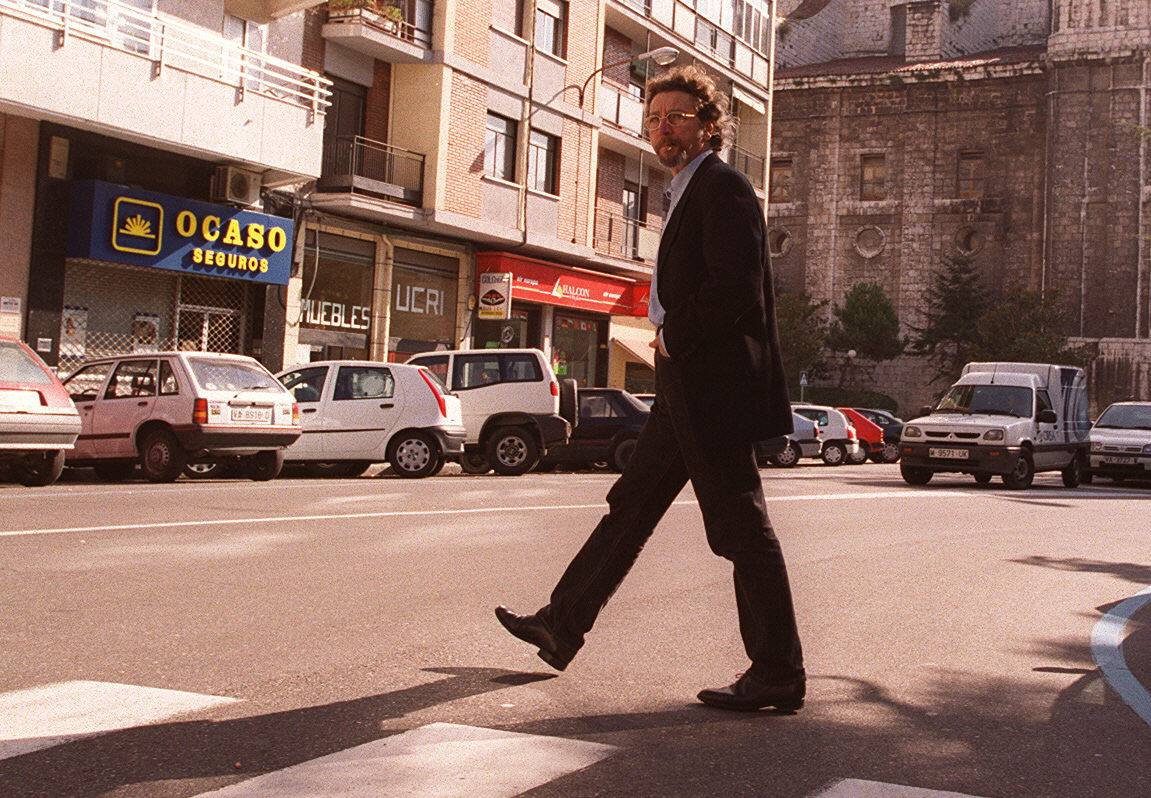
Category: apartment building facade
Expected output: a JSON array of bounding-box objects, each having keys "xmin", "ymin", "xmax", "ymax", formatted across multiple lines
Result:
[
  {"xmin": 0, "ymin": 0, "xmax": 779, "ymax": 389},
  {"xmin": 0, "ymin": 0, "xmax": 331, "ymax": 372}
]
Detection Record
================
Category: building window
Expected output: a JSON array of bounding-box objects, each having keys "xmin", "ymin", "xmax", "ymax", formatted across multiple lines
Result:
[
  {"xmin": 535, "ymin": 0, "xmax": 567, "ymax": 58},
  {"xmin": 694, "ymin": 18, "xmax": 734, "ymax": 66},
  {"xmin": 889, "ymin": 5, "xmax": 907, "ymax": 57},
  {"xmin": 485, "ymin": 113, "xmax": 517, "ymax": 182},
  {"xmin": 768, "ymin": 228, "xmax": 793, "ymax": 258},
  {"xmin": 493, "ymin": 0, "xmax": 526, "ymax": 36},
  {"xmin": 769, "ymin": 159, "xmax": 793, "ymax": 204},
  {"xmin": 860, "ymin": 154, "xmax": 887, "ymax": 201},
  {"xmin": 957, "ymin": 150, "xmax": 986, "ymax": 199},
  {"xmin": 527, "ymin": 129, "xmax": 559, "ymax": 195}
]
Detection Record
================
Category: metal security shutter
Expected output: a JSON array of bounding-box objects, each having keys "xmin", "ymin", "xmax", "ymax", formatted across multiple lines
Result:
[{"xmin": 60, "ymin": 260, "xmax": 249, "ymax": 373}]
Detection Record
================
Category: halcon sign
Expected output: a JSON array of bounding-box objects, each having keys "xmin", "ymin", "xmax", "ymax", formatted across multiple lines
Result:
[{"xmin": 67, "ymin": 180, "xmax": 294, "ymax": 286}]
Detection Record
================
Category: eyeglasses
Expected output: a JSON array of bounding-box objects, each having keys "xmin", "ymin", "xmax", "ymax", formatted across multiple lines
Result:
[{"xmin": 643, "ymin": 111, "xmax": 699, "ymax": 131}]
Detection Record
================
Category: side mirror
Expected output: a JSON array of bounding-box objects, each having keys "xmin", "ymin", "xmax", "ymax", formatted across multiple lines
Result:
[
  {"xmin": 1037, "ymin": 408, "xmax": 1057, "ymax": 424},
  {"xmin": 919, "ymin": 405, "xmax": 933, "ymax": 417}
]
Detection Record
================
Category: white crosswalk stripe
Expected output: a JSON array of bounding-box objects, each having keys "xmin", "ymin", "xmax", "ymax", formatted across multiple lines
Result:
[
  {"xmin": 0, "ymin": 680, "xmax": 239, "ymax": 762},
  {"xmin": 813, "ymin": 779, "xmax": 987, "ymax": 798},
  {"xmin": 192, "ymin": 722, "xmax": 618, "ymax": 798}
]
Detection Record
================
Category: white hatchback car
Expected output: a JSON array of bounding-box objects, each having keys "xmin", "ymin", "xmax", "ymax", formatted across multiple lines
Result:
[
  {"xmin": 277, "ymin": 360, "xmax": 465, "ymax": 478},
  {"xmin": 406, "ymin": 348, "xmax": 576, "ymax": 476},
  {"xmin": 1087, "ymin": 401, "xmax": 1151, "ymax": 484},
  {"xmin": 792, "ymin": 403, "xmax": 862, "ymax": 466},
  {"xmin": 62, "ymin": 352, "xmax": 300, "ymax": 482}
]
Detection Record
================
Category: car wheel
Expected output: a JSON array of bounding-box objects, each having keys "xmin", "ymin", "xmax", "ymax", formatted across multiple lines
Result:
[
  {"xmin": 1002, "ymin": 454, "xmax": 1035, "ymax": 490},
  {"xmin": 94, "ymin": 460, "xmax": 136, "ymax": 482},
  {"xmin": 1061, "ymin": 456, "xmax": 1082, "ymax": 489},
  {"xmin": 487, "ymin": 426, "xmax": 540, "ymax": 476},
  {"xmin": 973, "ymin": 472, "xmax": 993, "ymax": 486},
  {"xmin": 139, "ymin": 429, "xmax": 187, "ymax": 483},
  {"xmin": 821, "ymin": 442, "xmax": 847, "ymax": 466},
  {"xmin": 847, "ymin": 442, "xmax": 869, "ymax": 465},
  {"xmin": 610, "ymin": 437, "xmax": 638, "ymax": 472},
  {"xmin": 881, "ymin": 442, "xmax": 901, "ymax": 463},
  {"xmin": 559, "ymin": 379, "xmax": 578, "ymax": 429},
  {"xmin": 183, "ymin": 461, "xmax": 228, "ymax": 480},
  {"xmin": 459, "ymin": 451, "xmax": 491, "ymax": 475},
  {"xmin": 428, "ymin": 456, "xmax": 447, "ymax": 477},
  {"xmin": 534, "ymin": 460, "xmax": 557, "ymax": 473},
  {"xmin": 304, "ymin": 461, "xmax": 373, "ymax": 478},
  {"xmin": 17, "ymin": 450, "xmax": 65, "ymax": 487},
  {"xmin": 390, "ymin": 431, "xmax": 440, "ymax": 479},
  {"xmin": 245, "ymin": 450, "xmax": 284, "ymax": 482},
  {"xmin": 1080, "ymin": 470, "xmax": 1093, "ymax": 485},
  {"xmin": 768, "ymin": 442, "xmax": 801, "ymax": 468},
  {"xmin": 900, "ymin": 464, "xmax": 933, "ymax": 486}
]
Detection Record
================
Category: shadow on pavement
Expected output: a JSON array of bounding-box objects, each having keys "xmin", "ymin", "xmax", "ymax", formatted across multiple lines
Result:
[{"xmin": 0, "ymin": 666, "xmax": 554, "ymax": 798}]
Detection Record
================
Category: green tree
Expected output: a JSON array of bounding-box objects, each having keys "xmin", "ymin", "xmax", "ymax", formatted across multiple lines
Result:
[
  {"xmin": 909, "ymin": 254, "xmax": 990, "ymax": 383},
  {"xmin": 774, "ymin": 290, "xmax": 828, "ymax": 399},
  {"xmin": 827, "ymin": 282, "xmax": 904, "ymax": 361},
  {"xmin": 972, "ymin": 292, "xmax": 1089, "ymax": 366}
]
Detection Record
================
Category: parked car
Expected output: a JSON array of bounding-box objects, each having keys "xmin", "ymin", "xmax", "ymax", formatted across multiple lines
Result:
[
  {"xmin": 633, "ymin": 393, "xmax": 656, "ymax": 409},
  {"xmin": 1087, "ymin": 401, "xmax": 1151, "ymax": 484},
  {"xmin": 406, "ymin": 348, "xmax": 576, "ymax": 476},
  {"xmin": 792, "ymin": 404, "xmax": 862, "ymax": 466},
  {"xmin": 276, "ymin": 360, "xmax": 465, "ymax": 479},
  {"xmin": 839, "ymin": 408, "xmax": 887, "ymax": 464},
  {"xmin": 537, "ymin": 388, "xmax": 648, "ymax": 472},
  {"xmin": 899, "ymin": 362, "xmax": 1090, "ymax": 490},
  {"xmin": 756, "ymin": 412, "xmax": 821, "ymax": 468},
  {"xmin": 854, "ymin": 407, "xmax": 904, "ymax": 462},
  {"xmin": 0, "ymin": 338, "xmax": 81, "ymax": 486},
  {"xmin": 61, "ymin": 352, "xmax": 300, "ymax": 482}
]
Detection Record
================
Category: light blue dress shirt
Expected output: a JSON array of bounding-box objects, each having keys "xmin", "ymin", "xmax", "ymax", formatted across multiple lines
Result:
[{"xmin": 649, "ymin": 149, "xmax": 713, "ymax": 352}]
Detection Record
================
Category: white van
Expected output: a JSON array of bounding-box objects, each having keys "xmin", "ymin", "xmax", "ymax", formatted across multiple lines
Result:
[{"xmin": 899, "ymin": 362, "xmax": 1090, "ymax": 490}]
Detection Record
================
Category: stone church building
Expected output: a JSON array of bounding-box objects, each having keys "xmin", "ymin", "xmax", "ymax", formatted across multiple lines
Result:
[{"xmin": 767, "ymin": 0, "xmax": 1150, "ymax": 412}]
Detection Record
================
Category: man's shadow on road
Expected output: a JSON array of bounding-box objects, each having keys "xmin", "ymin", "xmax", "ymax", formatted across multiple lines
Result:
[{"xmin": 0, "ymin": 667, "xmax": 557, "ymax": 798}]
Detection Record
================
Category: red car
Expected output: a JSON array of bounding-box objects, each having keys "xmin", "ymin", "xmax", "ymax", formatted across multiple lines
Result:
[
  {"xmin": 0, "ymin": 338, "xmax": 81, "ymax": 486},
  {"xmin": 838, "ymin": 407, "xmax": 895, "ymax": 464}
]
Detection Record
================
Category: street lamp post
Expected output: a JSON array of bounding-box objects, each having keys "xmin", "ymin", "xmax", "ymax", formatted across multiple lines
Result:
[{"xmin": 531, "ymin": 47, "xmax": 678, "ymax": 245}]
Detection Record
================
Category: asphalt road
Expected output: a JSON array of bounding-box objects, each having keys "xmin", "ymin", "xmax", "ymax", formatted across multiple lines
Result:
[{"xmin": 0, "ymin": 463, "xmax": 1148, "ymax": 797}]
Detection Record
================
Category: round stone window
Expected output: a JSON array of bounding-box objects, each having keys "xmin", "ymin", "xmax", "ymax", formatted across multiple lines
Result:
[
  {"xmin": 853, "ymin": 226, "xmax": 886, "ymax": 259},
  {"xmin": 768, "ymin": 228, "xmax": 793, "ymax": 258},
  {"xmin": 955, "ymin": 226, "xmax": 985, "ymax": 256}
]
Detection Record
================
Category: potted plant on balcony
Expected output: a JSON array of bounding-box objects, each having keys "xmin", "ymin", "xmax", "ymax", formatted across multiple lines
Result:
[{"xmin": 377, "ymin": 2, "xmax": 404, "ymax": 34}]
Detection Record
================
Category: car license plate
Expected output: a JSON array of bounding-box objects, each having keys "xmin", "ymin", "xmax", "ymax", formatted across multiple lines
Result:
[
  {"xmin": 929, "ymin": 447, "xmax": 969, "ymax": 460},
  {"xmin": 230, "ymin": 406, "xmax": 272, "ymax": 423},
  {"xmin": 1101, "ymin": 455, "xmax": 1136, "ymax": 465}
]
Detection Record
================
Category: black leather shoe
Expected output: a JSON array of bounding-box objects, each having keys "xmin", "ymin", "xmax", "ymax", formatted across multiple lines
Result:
[
  {"xmin": 697, "ymin": 672, "xmax": 805, "ymax": 712},
  {"xmin": 494, "ymin": 606, "xmax": 577, "ymax": 671}
]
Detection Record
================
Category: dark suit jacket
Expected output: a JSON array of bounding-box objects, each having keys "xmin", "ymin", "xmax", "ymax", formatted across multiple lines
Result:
[{"xmin": 656, "ymin": 152, "xmax": 793, "ymax": 444}]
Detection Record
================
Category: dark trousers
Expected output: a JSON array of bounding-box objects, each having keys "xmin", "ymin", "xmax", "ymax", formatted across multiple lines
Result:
[{"xmin": 539, "ymin": 353, "xmax": 805, "ymax": 682}]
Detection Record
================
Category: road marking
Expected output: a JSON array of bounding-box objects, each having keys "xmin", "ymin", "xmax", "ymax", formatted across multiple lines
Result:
[
  {"xmin": 1091, "ymin": 583, "xmax": 1151, "ymax": 727},
  {"xmin": 812, "ymin": 779, "xmax": 987, "ymax": 797},
  {"xmin": 193, "ymin": 722, "xmax": 616, "ymax": 797},
  {"xmin": 0, "ymin": 680, "xmax": 239, "ymax": 762},
  {"xmin": 0, "ymin": 491, "xmax": 982, "ymax": 539}
]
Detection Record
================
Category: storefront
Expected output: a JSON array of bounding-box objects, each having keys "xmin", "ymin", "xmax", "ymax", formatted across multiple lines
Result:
[
  {"xmin": 299, "ymin": 230, "xmax": 377, "ymax": 362},
  {"xmin": 388, "ymin": 246, "xmax": 462, "ymax": 361},
  {"xmin": 475, "ymin": 251, "xmax": 650, "ymax": 387},
  {"xmin": 60, "ymin": 179, "xmax": 293, "ymax": 372}
]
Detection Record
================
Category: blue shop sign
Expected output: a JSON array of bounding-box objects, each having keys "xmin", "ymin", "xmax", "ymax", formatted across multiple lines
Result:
[{"xmin": 68, "ymin": 180, "xmax": 294, "ymax": 286}]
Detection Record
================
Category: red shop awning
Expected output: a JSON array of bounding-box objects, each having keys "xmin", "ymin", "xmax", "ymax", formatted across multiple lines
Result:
[{"xmin": 477, "ymin": 251, "xmax": 650, "ymax": 317}]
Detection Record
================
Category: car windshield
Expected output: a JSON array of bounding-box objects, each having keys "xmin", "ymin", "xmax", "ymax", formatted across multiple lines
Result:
[
  {"xmin": 189, "ymin": 358, "xmax": 281, "ymax": 392},
  {"xmin": 1094, "ymin": 404, "xmax": 1151, "ymax": 430},
  {"xmin": 0, "ymin": 341, "xmax": 51, "ymax": 385},
  {"xmin": 934, "ymin": 385, "xmax": 1033, "ymax": 418}
]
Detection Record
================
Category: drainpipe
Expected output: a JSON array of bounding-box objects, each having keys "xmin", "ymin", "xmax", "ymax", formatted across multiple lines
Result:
[
  {"xmin": 1041, "ymin": 84, "xmax": 1057, "ymax": 298},
  {"xmin": 516, "ymin": 0, "xmax": 538, "ymax": 249},
  {"xmin": 1138, "ymin": 55, "xmax": 1148, "ymax": 338}
]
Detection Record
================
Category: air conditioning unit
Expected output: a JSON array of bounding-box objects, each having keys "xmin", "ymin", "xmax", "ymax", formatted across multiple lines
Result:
[{"xmin": 212, "ymin": 165, "xmax": 262, "ymax": 206}]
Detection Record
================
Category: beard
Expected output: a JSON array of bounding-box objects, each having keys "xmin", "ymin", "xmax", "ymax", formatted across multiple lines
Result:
[{"xmin": 655, "ymin": 142, "xmax": 690, "ymax": 170}]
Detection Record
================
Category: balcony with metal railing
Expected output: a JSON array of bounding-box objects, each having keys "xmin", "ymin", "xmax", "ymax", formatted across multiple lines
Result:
[
  {"xmin": 727, "ymin": 144, "xmax": 765, "ymax": 190},
  {"xmin": 593, "ymin": 206, "xmax": 661, "ymax": 264},
  {"xmin": 322, "ymin": 0, "xmax": 433, "ymax": 64},
  {"xmin": 318, "ymin": 135, "xmax": 424, "ymax": 207},
  {"xmin": 0, "ymin": 0, "xmax": 331, "ymax": 177}
]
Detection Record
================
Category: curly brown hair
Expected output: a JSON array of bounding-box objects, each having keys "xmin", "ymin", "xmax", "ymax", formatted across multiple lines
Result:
[{"xmin": 646, "ymin": 64, "xmax": 734, "ymax": 153}]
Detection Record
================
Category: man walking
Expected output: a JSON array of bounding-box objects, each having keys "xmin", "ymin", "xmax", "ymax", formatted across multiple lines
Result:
[{"xmin": 495, "ymin": 65, "xmax": 805, "ymax": 712}]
